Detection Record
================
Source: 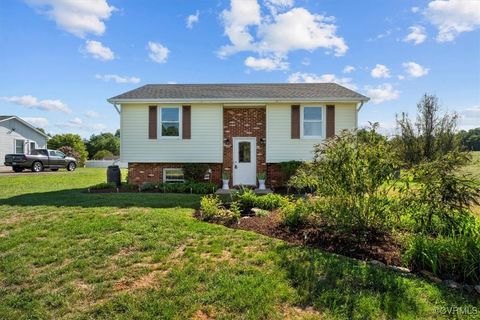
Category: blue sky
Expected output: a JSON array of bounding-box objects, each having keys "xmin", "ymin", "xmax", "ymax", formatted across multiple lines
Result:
[{"xmin": 0, "ymin": 0, "xmax": 479, "ymax": 138}]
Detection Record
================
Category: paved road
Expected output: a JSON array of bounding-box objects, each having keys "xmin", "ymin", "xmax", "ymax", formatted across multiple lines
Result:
[{"xmin": 0, "ymin": 166, "xmax": 61, "ymax": 176}]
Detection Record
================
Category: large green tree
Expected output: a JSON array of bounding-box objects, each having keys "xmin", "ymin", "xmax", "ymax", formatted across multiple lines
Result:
[
  {"xmin": 85, "ymin": 132, "xmax": 120, "ymax": 159},
  {"xmin": 394, "ymin": 94, "xmax": 460, "ymax": 166},
  {"xmin": 47, "ymin": 134, "xmax": 88, "ymax": 165},
  {"xmin": 458, "ymin": 128, "xmax": 480, "ymax": 151}
]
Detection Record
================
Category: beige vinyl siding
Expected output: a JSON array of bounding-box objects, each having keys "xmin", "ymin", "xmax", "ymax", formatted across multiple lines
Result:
[
  {"xmin": 266, "ymin": 103, "xmax": 357, "ymax": 162},
  {"xmin": 120, "ymin": 104, "xmax": 223, "ymax": 163}
]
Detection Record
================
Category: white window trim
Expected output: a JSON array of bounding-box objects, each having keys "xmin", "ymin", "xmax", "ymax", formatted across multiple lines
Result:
[
  {"xmin": 14, "ymin": 139, "xmax": 25, "ymax": 154},
  {"xmin": 163, "ymin": 168, "xmax": 185, "ymax": 183},
  {"xmin": 158, "ymin": 106, "xmax": 182, "ymax": 139},
  {"xmin": 300, "ymin": 105, "xmax": 326, "ymax": 139}
]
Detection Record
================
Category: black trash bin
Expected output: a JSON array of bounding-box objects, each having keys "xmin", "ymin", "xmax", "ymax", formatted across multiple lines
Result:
[{"xmin": 107, "ymin": 165, "xmax": 121, "ymax": 187}]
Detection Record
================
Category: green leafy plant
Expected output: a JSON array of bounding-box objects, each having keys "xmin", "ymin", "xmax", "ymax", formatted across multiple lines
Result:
[
  {"xmin": 289, "ymin": 124, "xmax": 401, "ymax": 232},
  {"xmin": 280, "ymin": 199, "xmax": 312, "ymax": 230},
  {"xmin": 279, "ymin": 161, "xmax": 303, "ymax": 185},
  {"xmin": 89, "ymin": 182, "xmax": 116, "ymax": 190},
  {"xmin": 183, "ymin": 163, "xmax": 209, "ymax": 182},
  {"xmin": 254, "ymin": 193, "xmax": 290, "ymax": 210},
  {"xmin": 257, "ymin": 172, "xmax": 266, "ymax": 180},
  {"xmin": 121, "ymin": 183, "xmax": 139, "ymax": 191},
  {"xmin": 139, "ymin": 182, "xmax": 157, "ymax": 192},
  {"xmin": 200, "ymin": 195, "xmax": 239, "ymax": 224},
  {"xmin": 222, "ymin": 171, "xmax": 230, "ymax": 180},
  {"xmin": 156, "ymin": 182, "xmax": 217, "ymax": 194}
]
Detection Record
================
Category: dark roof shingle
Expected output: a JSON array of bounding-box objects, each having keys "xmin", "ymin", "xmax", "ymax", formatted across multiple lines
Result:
[{"xmin": 108, "ymin": 83, "xmax": 369, "ymax": 102}]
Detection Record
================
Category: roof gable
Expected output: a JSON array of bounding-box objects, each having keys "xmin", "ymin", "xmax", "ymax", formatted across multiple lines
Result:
[{"xmin": 0, "ymin": 115, "xmax": 49, "ymax": 138}]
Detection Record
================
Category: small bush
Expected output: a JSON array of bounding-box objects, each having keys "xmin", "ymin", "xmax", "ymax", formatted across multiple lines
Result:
[
  {"xmin": 280, "ymin": 199, "xmax": 312, "ymax": 230},
  {"xmin": 234, "ymin": 189, "xmax": 290, "ymax": 211},
  {"xmin": 121, "ymin": 183, "xmax": 139, "ymax": 191},
  {"xmin": 200, "ymin": 195, "xmax": 240, "ymax": 224},
  {"xmin": 93, "ymin": 150, "xmax": 114, "ymax": 160},
  {"xmin": 403, "ymin": 233, "xmax": 480, "ymax": 284},
  {"xmin": 254, "ymin": 193, "xmax": 290, "ymax": 210},
  {"xmin": 89, "ymin": 182, "xmax": 116, "ymax": 190},
  {"xmin": 183, "ymin": 163, "xmax": 209, "ymax": 182},
  {"xmin": 139, "ymin": 182, "xmax": 157, "ymax": 192},
  {"xmin": 157, "ymin": 182, "xmax": 217, "ymax": 194},
  {"xmin": 279, "ymin": 161, "xmax": 303, "ymax": 184}
]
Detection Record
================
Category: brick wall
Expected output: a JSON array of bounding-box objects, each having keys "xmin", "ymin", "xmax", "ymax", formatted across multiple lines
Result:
[
  {"xmin": 223, "ymin": 108, "xmax": 266, "ymax": 186},
  {"xmin": 128, "ymin": 163, "xmax": 222, "ymax": 185}
]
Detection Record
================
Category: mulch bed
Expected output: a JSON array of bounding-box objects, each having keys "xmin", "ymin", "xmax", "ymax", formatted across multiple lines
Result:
[{"xmin": 197, "ymin": 211, "xmax": 402, "ymax": 266}]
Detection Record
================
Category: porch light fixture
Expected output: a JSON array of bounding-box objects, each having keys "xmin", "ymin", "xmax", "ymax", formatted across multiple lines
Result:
[
  {"xmin": 223, "ymin": 138, "xmax": 230, "ymax": 144},
  {"xmin": 260, "ymin": 138, "xmax": 266, "ymax": 145}
]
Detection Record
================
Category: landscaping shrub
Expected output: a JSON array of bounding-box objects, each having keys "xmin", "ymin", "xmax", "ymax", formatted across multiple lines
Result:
[
  {"xmin": 121, "ymin": 183, "xmax": 139, "ymax": 191},
  {"xmin": 280, "ymin": 199, "xmax": 313, "ymax": 230},
  {"xmin": 89, "ymin": 182, "xmax": 116, "ymax": 190},
  {"xmin": 139, "ymin": 182, "xmax": 157, "ymax": 192},
  {"xmin": 233, "ymin": 189, "xmax": 291, "ymax": 211},
  {"xmin": 254, "ymin": 193, "xmax": 290, "ymax": 210},
  {"xmin": 401, "ymin": 151, "xmax": 479, "ymax": 236},
  {"xmin": 93, "ymin": 150, "xmax": 114, "ymax": 160},
  {"xmin": 279, "ymin": 161, "xmax": 303, "ymax": 184},
  {"xmin": 289, "ymin": 124, "xmax": 401, "ymax": 232},
  {"xmin": 157, "ymin": 182, "xmax": 217, "ymax": 194},
  {"xmin": 183, "ymin": 163, "xmax": 209, "ymax": 182},
  {"xmin": 200, "ymin": 195, "xmax": 240, "ymax": 224},
  {"xmin": 403, "ymin": 233, "xmax": 480, "ymax": 284}
]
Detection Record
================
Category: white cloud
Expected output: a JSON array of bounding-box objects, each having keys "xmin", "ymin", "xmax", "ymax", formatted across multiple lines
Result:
[
  {"xmin": 167, "ymin": 81, "xmax": 177, "ymax": 84},
  {"xmin": 398, "ymin": 75, "xmax": 405, "ymax": 80},
  {"xmin": 186, "ymin": 10, "xmax": 200, "ymax": 29},
  {"xmin": 147, "ymin": 41, "xmax": 169, "ymax": 64},
  {"xmin": 343, "ymin": 65, "xmax": 355, "ymax": 73},
  {"xmin": 22, "ymin": 117, "xmax": 49, "ymax": 128},
  {"xmin": 85, "ymin": 110, "xmax": 101, "ymax": 118},
  {"xmin": 57, "ymin": 117, "xmax": 106, "ymax": 131},
  {"xmin": 1, "ymin": 95, "xmax": 71, "ymax": 113},
  {"xmin": 95, "ymin": 74, "xmax": 140, "ymax": 84},
  {"xmin": 27, "ymin": 0, "xmax": 116, "ymax": 38},
  {"xmin": 287, "ymin": 72, "xmax": 357, "ymax": 90},
  {"xmin": 371, "ymin": 64, "xmax": 391, "ymax": 78},
  {"xmin": 402, "ymin": 61, "xmax": 429, "ymax": 77},
  {"xmin": 403, "ymin": 25, "xmax": 427, "ymax": 44},
  {"xmin": 219, "ymin": 1, "xmax": 347, "ymax": 68},
  {"xmin": 84, "ymin": 40, "xmax": 114, "ymax": 61},
  {"xmin": 411, "ymin": 7, "xmax": 420, "ymax": 13},
  {"xmin": 244, "ymin": 56, "xmax": 288, "ymax": 71},
  {"xmin": 458, "ymin": 106, "xmax": 480, "ymax": 130},
  {"xmin": 365, "ymin": 84, "xmax": 400, "ymax": 104},
  {"xmin": 425, "ymin": 0, "xmax": 480, "ymax": 42}
]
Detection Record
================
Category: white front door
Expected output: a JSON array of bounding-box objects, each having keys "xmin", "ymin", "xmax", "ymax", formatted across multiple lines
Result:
[{"xmin": 233, "ymin": 137, "xmax": 256, "ymax": 186}]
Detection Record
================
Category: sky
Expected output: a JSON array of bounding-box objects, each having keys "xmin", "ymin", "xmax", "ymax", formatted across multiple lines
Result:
[{"xmin": 0, "ymin": 0, "xmax": 479, "ymax": 138}]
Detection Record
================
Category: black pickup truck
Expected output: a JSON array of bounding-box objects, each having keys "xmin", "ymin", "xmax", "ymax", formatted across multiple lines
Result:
[{"xmin": 4, "ymin": 149, "xmax": 77, "ymax": 173}]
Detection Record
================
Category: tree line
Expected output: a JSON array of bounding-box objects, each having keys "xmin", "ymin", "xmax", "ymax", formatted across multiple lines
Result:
[{"xmin": 41, "ymin": 130, "xmax": 120, "ymax": 166}]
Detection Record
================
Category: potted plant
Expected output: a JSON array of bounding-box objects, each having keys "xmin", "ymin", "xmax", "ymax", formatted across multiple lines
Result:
[
  {"xmin": 222, "ymin": 171, "xmax": 230, "ymax": 190},
  {"xmin": 257, "ymin": 172, "xmax": 266, "ymax": 190}
]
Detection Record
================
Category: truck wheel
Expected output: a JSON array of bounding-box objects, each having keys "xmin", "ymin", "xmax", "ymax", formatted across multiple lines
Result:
[
  {"xmin": 32, "ymin": 161, "xmax": 44, "ymax": 172},
  {"xmin": 67, "ymin": 162, "xmax": 76, "ymax": 171},
  {"xmin": 13, "ymin": 166, "xmax": 23, "ymax": 173}
]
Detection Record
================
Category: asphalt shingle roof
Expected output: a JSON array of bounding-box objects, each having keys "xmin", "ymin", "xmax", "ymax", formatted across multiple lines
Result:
[{"xmin": 108, "ymin": 83, "xmax": 369, "ymax": 102}]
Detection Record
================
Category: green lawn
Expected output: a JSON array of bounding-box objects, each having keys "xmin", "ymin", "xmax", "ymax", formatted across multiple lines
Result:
[{"xmin": 0, "ymin": 169, "xmax": 478, "ymax": 319}]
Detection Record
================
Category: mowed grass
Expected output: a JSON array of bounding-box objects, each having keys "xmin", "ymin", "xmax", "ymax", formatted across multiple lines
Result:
[{"xmin": 0, "ymin": 169, "xmax": 478, "ymax": 319}]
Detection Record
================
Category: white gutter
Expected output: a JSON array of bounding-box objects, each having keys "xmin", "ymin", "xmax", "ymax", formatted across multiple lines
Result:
[
  {"xmin": 107, "ymin": 97, "xmax": 370, "ymax": 104},
  {"xmin": 109, "ymin": 101, "xmax": 121, "ymax": 114},
  {"xmin": 357, "ymin": 101, "xmax": 365, "ymax": 112}
]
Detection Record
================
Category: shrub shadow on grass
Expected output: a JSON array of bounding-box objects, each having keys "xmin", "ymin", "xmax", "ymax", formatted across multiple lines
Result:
[
  {"xmin": 274, "ymin": 243, "xmax": 477, "ymax": 319},
  {"xmin": 0, "ymin": 188, "xmax": 202, "ymax": 209}
]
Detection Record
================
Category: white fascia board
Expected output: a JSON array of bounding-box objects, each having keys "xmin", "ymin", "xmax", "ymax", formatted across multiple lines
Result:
[{"xmin": 107, "ymin": 97, "xmax": 370, "ymax": 104}]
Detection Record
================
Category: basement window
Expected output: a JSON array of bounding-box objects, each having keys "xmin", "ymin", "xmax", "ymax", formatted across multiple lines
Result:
[{"xmin": 163, "ymin": 168, "xmax": 185, "ymax": 183}]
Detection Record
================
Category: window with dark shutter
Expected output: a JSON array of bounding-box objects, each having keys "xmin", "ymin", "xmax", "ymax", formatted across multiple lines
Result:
[
  {"xmin": 148, "ymin": 106, "xmax": 157, "ymax": 139},
  {"xmin": 326, "ymin": 105, "xmax": 335, "ymax": 138},
  {"xmin": 291, "ymin": 105, "xmax": 300, "ymax": 139},
  {"xmin": 182, "ymin": 105, "xmax": 191, "ymax": 139}
]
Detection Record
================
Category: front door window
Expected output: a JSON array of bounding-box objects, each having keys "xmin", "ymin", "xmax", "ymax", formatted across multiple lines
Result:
[{"xmin": 238, "ymin": 142, "xmax": 251, "ymax": 163}]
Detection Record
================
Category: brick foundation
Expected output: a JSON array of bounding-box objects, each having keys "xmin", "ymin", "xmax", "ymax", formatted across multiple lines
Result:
[{"xmin": 128, "ymin": 163, "xmax": 222, "ymax": 185}]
